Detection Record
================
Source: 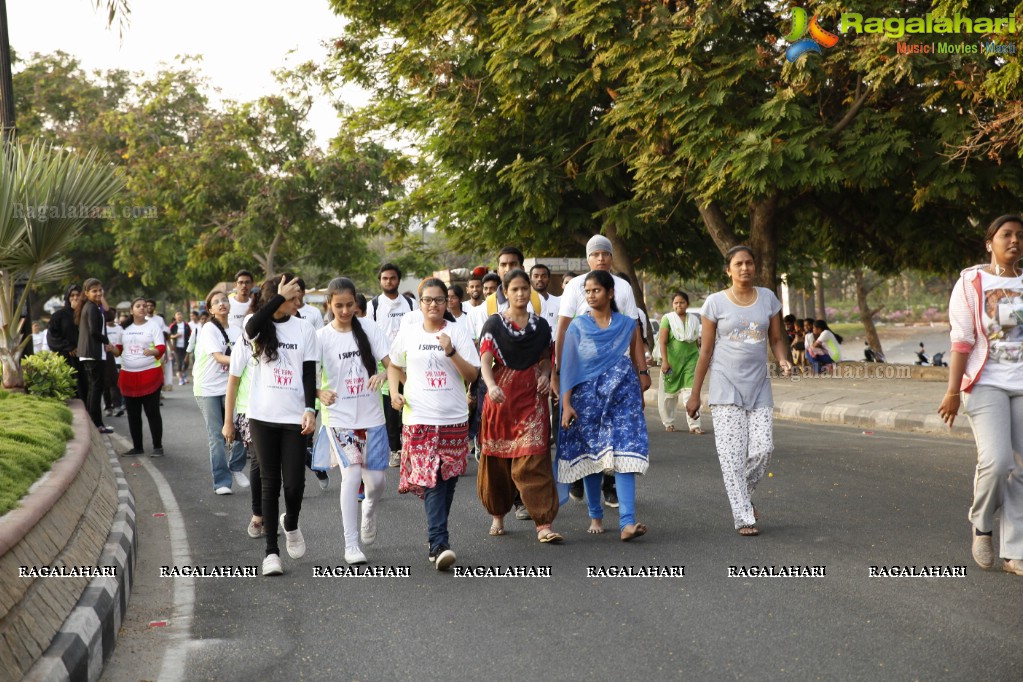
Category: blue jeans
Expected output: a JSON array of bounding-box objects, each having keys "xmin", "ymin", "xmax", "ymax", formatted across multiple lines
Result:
[
  {"xmin": 196, "ymin": 395, "xmax": 246, "ymax": 490},
  {"xmin": 423, "ymin": 475, "xmax": 458, "ymax": 552},
  {"xmin": 583, "ymin": 471, "xmax": 637, "ymax": 530}
]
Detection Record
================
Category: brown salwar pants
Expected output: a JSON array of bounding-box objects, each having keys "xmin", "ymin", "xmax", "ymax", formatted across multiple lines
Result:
[{"xmin": 477, "ymin": 451, "xmax": 559, "ymax": 528}]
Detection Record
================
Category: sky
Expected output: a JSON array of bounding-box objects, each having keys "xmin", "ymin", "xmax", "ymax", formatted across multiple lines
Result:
[{"xmin": 6, "ymin": 0, "xmax": 362, "ymax": 144}]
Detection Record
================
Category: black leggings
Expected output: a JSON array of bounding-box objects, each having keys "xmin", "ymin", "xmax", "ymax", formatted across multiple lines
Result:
[
  {"xmin": 125, "ymin": 388, "xmax": 162, "ymax": 450},
  {"xmin": 81, "ymin": 360, "xmax": 105, "ymax": 427},
  {"xmin": 249, "ymin": 418, "xmax": 306, "ymax": 557}
]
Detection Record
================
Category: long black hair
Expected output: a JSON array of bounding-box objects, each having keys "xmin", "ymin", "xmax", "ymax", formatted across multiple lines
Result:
[
  {"xmin": 327, "ymin": 277, "xmax": 377, "ymax": 377},
  {"xmin": 583, "ymin": 270, "xmax": 619, "ymax": 313},
  {"xmin": 252, "ymin": 275, "xmax": 292, "ymax": 363},
  {"xmin": 813, "ymin": 319, "xmax": 844, "ymax": 344}
]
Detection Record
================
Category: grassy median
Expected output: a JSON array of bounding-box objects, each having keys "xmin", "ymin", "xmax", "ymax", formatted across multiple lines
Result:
[{"xmin": 0, "ymin": 391, "xmax": 74, "ymax": 516}]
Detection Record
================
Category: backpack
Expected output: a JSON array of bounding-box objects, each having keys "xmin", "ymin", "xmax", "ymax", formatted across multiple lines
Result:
[{"xmin": 371, "ymin": 294, "xmax": 414, "ymax": 321}]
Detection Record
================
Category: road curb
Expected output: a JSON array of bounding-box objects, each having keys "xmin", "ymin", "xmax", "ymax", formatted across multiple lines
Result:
[
  {"xmin": 773, "ymin": 401, "xmax": 973, "ymax": 438},
  {"xmin": 23, "ymin": 435, "xmax": 138, "ymax": 682}
]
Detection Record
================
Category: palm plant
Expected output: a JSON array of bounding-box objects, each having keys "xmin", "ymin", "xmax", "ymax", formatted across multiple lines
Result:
[{"xmin": 0, "ymin": 140, "xmax": 123, "ymax": 390}]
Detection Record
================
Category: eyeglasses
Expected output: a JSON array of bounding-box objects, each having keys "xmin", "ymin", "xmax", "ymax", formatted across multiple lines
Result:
[{"xmin": 420, "ymin": 297, "xmax": 447, "ymax": 306}]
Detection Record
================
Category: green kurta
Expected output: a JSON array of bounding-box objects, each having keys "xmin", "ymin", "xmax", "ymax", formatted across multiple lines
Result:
[{"xmin": 660, "ymin": 313, "xmax": 699, "ymax": 394}]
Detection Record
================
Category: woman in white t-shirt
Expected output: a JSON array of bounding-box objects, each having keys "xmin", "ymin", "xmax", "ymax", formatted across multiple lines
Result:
[
  {"xmin": 939, "ymin": 215, "xmax": 1023, "ymax": 576},
  {"xmin": 117, "ymin": 298, "xmax": 165, "ymax": 456},
  {"xmin": 388, "ymin": 278, "xmax": 481, "ymax": 571},
  {"xmin": 244, "ymin": 274, "xmax": 319, "ymax": 577},
  {"xmin": 193, "ymin": 290, "xmax": 248, "ymax": 495},
  {"xmin": 315, "ymin": 278, "xmax": 392, "ymax": 566}
]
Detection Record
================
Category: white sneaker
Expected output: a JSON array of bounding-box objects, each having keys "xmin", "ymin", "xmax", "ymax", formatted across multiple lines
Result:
[
  {"xmin": 361, "ymin": 512, "xmax": 377, "ymax": 546},
  {"xmin": 345, "ymin": 546, "xmax": 368, "ymax": 565},
  {"xmin": 389, "ymin": 450, "xmax": 401, "ymax": 468},
  {"xmin": 232, "ymin": 470, "xmax": 250, "ymax": 488},
  {"xmin": 280, "ymin": 513, "xmax": 306, "ymax": 558},
  {"xmin": 215, "ymin": 486, "xmax": 233, "ymax": 495},
  {"xmin": 247, "ymin": 518, "xmax": 265, "ymax": 538},
  {"xmin": 261, "ymin": 554, "xmax": 283, "ymax": 576},
  {"xmin": 435, "ymin": 547, "xmax": 456, "ymax": 571}
]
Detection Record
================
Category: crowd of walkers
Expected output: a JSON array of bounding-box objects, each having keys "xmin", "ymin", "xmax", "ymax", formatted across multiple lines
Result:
[{"xmin": 37, "ymin": 216, "xmax": 1023, "ymax": 579}]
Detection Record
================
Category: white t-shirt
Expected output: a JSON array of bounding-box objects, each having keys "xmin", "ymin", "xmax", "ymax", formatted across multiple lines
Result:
[
  {"xmin": 317, "ymin": 319, "xmax": 390, "ymax": 429},
  {"xmin": 389, "ymin": 320, "xmax": 481, "ymax": 425},
  {"xmin": 540, "ymin": 294, "xmax": 561, "ymax": 329},
  {"xmin": 119, "ymin": 322, "xmax": 163, "ymax": 373},
  {"xmin": 366, "ymin": 294, "xmax": 415, "ymax": 343},
  {"xmin": 976, "ymin": 271, "xmax": 1023, "ymax": 390},
  {"xmin": 147, "ymin": 313, "xmax": 170, "ymax": 336},
  {"xmin": 32, "ymin": 331, "xmax": 49, "ymax": 352},
  {"xmin": 228, "ymin": 296, "xmax": 251, "ymax": 331},
  {"xmin": 171, "ymin": 321, "xmax": 187, "ymax": 348},
  {"xmin": 558, "ymin": 273, "xmax": 639, "ymax": 321},
  {"xmin": 296, "ymin": 303, "xmax": 325, "ymax": 330},
  {"xmin": 245, "ymin": 316, "xmax": 319, "ymax": 423},
  {"xmin": 467, "ymin": 303, "xmax": 494, "ymax": 340},
  {"xmin": 192, "ymin": 321, "xmax": 237, "ymax": 397},
  {"xmin": 106, "ymin": 324, "xmax": 124, "ymax": 365}
]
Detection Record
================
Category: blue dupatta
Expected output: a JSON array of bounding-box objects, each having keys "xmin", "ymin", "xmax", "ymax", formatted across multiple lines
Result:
[{"xmin": 560, "ymin": 312, "xmax": 634, "ymax": 397}]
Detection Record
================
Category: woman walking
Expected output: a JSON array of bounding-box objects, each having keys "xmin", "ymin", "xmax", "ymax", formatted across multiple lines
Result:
[
  {"xmin": 478, "ymin": 269, "xmax": 562, "ymax": 543},
  {"xmin": 558, "ymin": 270, "xmax": 649, "ymax": 541},
  {"xmin": 117, "ymin": 298, "xmax": 165, "ymax": 456},
  {"xmin": 388, "ymin": 278, "xmax": 480, "ymax": 570},
  {"xmin": 193, "ymin": 289, "xmax": 248, "ymax": 494},
  {"xmin": 315, "ymin": 277, "xmax": 392, "ymax": 565},
  {"xmin": 658, "ymin": 291, "xmax": 702, "ymax": 434},
  {"xmin": 76, "ymin": 278, "xmax": 115, "ymax": 433},
  {"xmin": 938, "ymin": 214, "xmax": 1023, "ymax": 576},
  {"xmin": 687, "ymin": 246, "xmax": 793, "ymax": 536},
  {"xmin": 244, "ymin": 275, "xmax": 319, "ymax": 576}
]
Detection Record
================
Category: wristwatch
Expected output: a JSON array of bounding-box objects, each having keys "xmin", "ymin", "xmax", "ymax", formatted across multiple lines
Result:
[
  {"xmin": 445, "ymin": 348, "xmax": 457, "ymax": 357},
  {"xmin": 638, "ymin": 369, "xmax": 649, "ymax": 376}
]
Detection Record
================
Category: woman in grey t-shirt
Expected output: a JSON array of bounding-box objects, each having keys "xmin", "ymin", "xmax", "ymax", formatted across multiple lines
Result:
[{"xmin": 686, "ymin": 246, "xmax": 793, "ymax": 535}]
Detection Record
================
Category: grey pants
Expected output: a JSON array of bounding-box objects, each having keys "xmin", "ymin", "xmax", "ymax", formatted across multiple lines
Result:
[{"xmin": 964, "ymin": 384, "xmax": 1023, "ymax": 559}]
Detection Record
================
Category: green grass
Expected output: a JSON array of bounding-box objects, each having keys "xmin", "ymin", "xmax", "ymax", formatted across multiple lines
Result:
[{"xmin": 0, "ymin": 391, "xmax": 74, "ymax": 516}]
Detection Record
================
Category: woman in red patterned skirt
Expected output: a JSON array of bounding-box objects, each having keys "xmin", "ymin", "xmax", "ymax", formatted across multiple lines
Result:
[
  {"xmin": 388, "ymin": 278, "xmax": 481, "ymax": 571},
  {"xmin": 478, "ymin": 269, "xmax": 562, "ymax": 542}
]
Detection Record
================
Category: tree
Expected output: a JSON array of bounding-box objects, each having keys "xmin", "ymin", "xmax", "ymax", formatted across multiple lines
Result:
[
  {"xmin": 0, "ymin": 140, "xmax": 123, "ymax": 390},
  {"xmin": 327, "ymin": 0, "xmax": 1023, "ymax": 297}
]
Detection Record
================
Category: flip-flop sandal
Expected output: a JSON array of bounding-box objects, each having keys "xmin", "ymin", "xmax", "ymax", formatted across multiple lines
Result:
[
  {"xmin": 738, "ymin": 526, "xmax": 760, "ymax": 536},
  {"xmin": 665, "ymin": 425, "xmax": 676, "ymax": 432},
  {"xmin": 620, "ymin": 523, "xmax": 648, "ymax": 541},
  {"xmin": 489, "ymin": 524, "xmax": 506, "ymax": 536},
  {"xmin": 689, "ymin": 428, "xmax": 704, "ymax": 435},
  {"xmin": 538, "ymin": 530, "xmax": 564, "ymax": 543}
]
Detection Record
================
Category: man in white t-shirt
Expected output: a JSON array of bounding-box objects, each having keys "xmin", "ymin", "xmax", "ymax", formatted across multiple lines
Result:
[
  {"xmin": 465, "ymin": 273, "xmax": 485, "ymax": 308},
  {"xmin": 228, "ymin": 270, "xmax": 255, "ymax": 332},
  {"xmin": 553, "ymin": 235, "xmax": 651, "ymax": 506},
  {"xmin": 145, "ymin": 299, "xmax": 173, "ymax": 390},
  {"xmin": 530, "ymin": 263, "xmax": 561, "ymax": 329},
  {"xmin": 294, "ymin": 278, "xmax": 325, "ymax": 330},
  {"xmin": 365, "ymin": 263, "xmax": 416, "ymax": 466}
]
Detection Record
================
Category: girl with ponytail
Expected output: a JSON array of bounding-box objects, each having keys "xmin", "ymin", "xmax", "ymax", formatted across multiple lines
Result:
[{"xmin": 314, "ymin": 277, "xmax": 393, "ymax": 565}]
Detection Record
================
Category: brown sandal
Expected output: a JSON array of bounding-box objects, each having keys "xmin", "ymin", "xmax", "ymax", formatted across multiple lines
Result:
[
  {"xmin": 538, "ymin": 529, "xmax": 564, "ymax": 543},
  {"xmin": 738, "ymin": 526, "xmax": 759, "ymax": 536}
]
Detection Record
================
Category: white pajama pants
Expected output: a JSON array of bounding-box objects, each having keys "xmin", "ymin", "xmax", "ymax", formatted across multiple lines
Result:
[
  {"xmin": 658, "ymin": 372, "xmax": 701, "ymax": 431},
  {"xmin": 711, "ymin": 405, "xmax": 774, "ymax": 529}
]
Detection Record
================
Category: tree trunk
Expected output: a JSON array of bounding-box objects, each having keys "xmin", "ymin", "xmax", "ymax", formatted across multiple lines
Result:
[
  {"xmin": 698, "ymin": 195, "xmax": 779, "ymax": 288},
  {"xmin": 0, "ymin": 347, "xmax": 24, "ymax": 391},
  {"xmin": 853, "ymin": 268, "xmax": 885, "ymax": 360},
  {"xmin": 814, "ymin": 269, "xmax": 826, "ymax": 321},
  {"xmin": 748, "ymin": 195, "xmax": 778, "ymax": 288}
]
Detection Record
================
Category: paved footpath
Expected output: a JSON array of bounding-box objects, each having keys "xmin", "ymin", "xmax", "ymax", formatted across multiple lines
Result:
[{"xmin": 96, "ymin": 378, "xmax": 1017, "ymax": 682}]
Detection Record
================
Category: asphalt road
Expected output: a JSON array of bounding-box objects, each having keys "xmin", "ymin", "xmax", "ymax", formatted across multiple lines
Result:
[{"xmin": 100, "ymin": 386, "xmax": 1021, "ymax": 682}]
